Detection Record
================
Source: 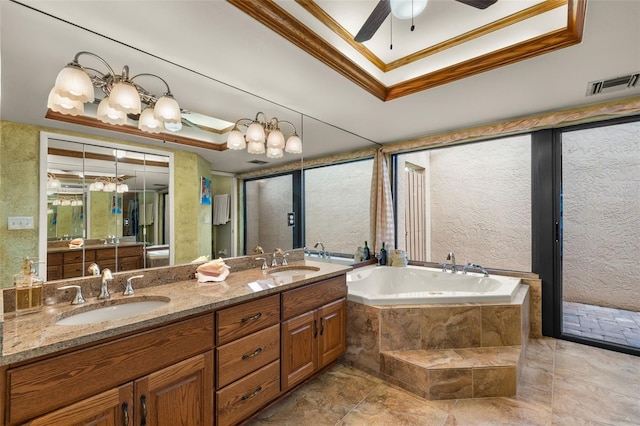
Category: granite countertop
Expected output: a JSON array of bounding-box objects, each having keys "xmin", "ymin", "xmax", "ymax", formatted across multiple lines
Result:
[{"xmin": 1, "ymin": 260, "xmax": 352, "ymax": 366}]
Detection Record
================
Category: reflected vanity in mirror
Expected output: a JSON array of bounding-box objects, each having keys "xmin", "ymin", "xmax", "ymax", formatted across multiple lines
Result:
[{"xmin": 40, "ymin": 132, "xmax": 174, "ymax": 280}]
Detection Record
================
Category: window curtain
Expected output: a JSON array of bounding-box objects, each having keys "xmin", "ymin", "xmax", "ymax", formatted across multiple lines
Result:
[{"xmin": 370, "ymin": 148, "xmax": 395, "ymax": 254}]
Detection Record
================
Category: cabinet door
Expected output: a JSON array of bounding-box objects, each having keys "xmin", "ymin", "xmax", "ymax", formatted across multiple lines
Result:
[
  {"xmin": 281, "ymin": 310, "xmax": 317, "ymax": 391},
  {"xmin": 318, "ymin": 298, "xmax": 347, "ymax": 369},
  {"xmin": 134, "ymin": 352, "xmax": 214, "ymax": 426},
  {"xmin": 24, "ymin": 383, "xmax": 133, "ymax": 426}
]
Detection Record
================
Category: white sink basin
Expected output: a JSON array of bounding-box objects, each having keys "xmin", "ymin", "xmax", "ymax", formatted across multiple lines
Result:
[
  {"xmin": 268, "ymin": 266, "xmax": 321, "ymax": 278},
  {"xmin": 55, "ymin": 297, "xmax": 170, "ymax": 326}
]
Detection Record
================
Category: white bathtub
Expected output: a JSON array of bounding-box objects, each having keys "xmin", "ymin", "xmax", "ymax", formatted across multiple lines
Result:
[{"xmin": 347, "ymin": 265, "xmax": 521, "ymax": 305}]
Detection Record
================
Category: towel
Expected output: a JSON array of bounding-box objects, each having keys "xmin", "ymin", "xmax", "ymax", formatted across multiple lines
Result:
[
  {"xmin": 213, "ymin": 194, "xmax": 230, "ymax": 225},
  {"xmin": 140, "ymin": 203, "xmax": 154, "ymax": 225}
]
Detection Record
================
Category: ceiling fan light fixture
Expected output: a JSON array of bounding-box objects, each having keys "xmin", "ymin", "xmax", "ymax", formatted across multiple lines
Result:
[{"xmin": 390, "ymin": 0, "xmax": 428, "ymax": 19}]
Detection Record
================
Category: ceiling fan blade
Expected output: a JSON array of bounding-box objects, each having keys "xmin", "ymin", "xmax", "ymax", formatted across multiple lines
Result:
[
  {"xmin": 354, "ymin": 0, "xmax": 391, "ymax": 43},
  {"xmin": 455, "ymin": 0, "xmax": 498, "ymax": 10}
]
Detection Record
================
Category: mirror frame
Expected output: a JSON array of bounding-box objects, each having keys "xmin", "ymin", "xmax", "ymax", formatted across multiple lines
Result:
[{"xmin": 39, "ymin": 131, "xmax": 175, "ymax": 276}]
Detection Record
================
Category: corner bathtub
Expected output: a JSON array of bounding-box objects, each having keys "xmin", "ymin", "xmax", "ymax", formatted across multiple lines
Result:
[{"xmin": 347, "ymin": 265, "xmax": 521, "ymax": 305}]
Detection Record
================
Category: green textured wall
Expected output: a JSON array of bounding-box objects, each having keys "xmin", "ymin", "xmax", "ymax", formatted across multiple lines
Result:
[{"xmin": 0, "ymin": 120, "xmax": 211, "ymax": 287}]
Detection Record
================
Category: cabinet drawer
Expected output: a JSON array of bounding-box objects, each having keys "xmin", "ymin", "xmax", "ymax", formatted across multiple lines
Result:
[
  {"xmin": 47, "ymin": 252, "xmax": 63, "ymax": 266},
  {"xmin": 217, "ymin": 295, "xmax": 280, "ymax": 345},
  {"xmin": 217, "ymin": 324, "xmax": 280, "ymax": 388},
  {"xmin": 282, "ymin": 275, "xmax": 347, "ymax": 320},
  {"xmin": 7, "ymin": 314, "xmax": 214, "ymax": 425},
  {"xmin": 62, "ymin": 262, "xmax": 85, "ymax": 279},
  {"xmin": 117, "ymin": 245, "xmax": 142, "ymax": 257},
  {"xmin": 62, "ymin": 249, "xmax": 94, "ymax": 264},
  {"xmin": 216, "ymin": 360, "xmax": 280, "ymax": 426},
  {"xmin": 95, "ymin": 247, "xmax": 117, "ymax": 261}
]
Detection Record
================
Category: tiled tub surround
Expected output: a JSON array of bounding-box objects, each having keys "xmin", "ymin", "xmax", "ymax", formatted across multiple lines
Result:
[
  {"xmin": 344, "ymin": 284, "xmax": 531, "ymax": 400},
  {"xmin": 0, "ymin": 249, "xmax": 352, "ymax": 365}
]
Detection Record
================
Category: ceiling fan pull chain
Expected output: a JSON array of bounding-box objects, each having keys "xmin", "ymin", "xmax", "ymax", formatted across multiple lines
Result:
[
  {"xmin": 390, "ymin": 14, "xmax": 393, "ymax": 50},
  {"xmin": 411, "ymin": 0, "xmax": 415, "ymax": 31}
]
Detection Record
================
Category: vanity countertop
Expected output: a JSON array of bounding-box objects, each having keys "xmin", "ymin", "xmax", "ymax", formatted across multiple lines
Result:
[
  {"xmin": 0, "ymin": 260, "xmax": 352, "ymax": 366},
  {"xmin": 47, "ymin": 241, "xmax": 145, "ymax": 253}
]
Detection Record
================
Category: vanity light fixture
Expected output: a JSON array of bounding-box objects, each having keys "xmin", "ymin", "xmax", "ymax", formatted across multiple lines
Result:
[
  {"xmin": 226, "ymin": 112, "xmax": 302, "ymax": 158},
  {"xmin": 89, "ymin": 177, "xmax": 129, "ymax": 193},
  {"xmin": 48, "ymin": 51, "xmax": 181, "ymax": 133}
]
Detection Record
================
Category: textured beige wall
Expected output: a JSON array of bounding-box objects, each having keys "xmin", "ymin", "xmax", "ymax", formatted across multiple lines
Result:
[
  {"xmin": 245, "ymin": 176, "xmax": 293, "ymax": 254},
  {"xmin": 562, "ymin": 122, "xmax": 640, "ymax": 311},
  {"xmin": 0, "ymin": 120, "xmax": 211, "ymax": 286},
  {"xmin": 429, "ymin": 135, "xmax": 531, "ymax": 271},
  {"xmin": 305, "ymin": 160, "xmax": 373, "ymax": 254}
]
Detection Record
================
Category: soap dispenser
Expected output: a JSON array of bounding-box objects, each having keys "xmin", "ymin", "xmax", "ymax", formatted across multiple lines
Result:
[{"xmin": 13, "ymin": 257, "xmax": 43, "ymax": 314}]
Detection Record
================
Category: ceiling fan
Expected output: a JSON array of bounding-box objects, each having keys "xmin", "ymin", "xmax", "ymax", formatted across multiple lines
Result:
[{"xmin": 354, "ymin": 0, "xmax": 499, "ymax": 43}]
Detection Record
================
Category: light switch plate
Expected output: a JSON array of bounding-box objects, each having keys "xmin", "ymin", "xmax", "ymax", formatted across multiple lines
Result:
[{"xmin": 8, "ymin": 216, "xmax": 34, "ymax": 230}]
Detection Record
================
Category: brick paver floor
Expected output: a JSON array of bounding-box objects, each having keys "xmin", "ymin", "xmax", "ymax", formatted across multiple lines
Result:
[{"xmin": 563, "ymin": 301, "xmax": 640, "ymax": 348}]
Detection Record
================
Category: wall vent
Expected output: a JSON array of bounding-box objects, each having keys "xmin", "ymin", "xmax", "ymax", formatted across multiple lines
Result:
[
  {"xmin": 247, "ymin": 159, "xmax": 269, "ymax": 165},
  {"xmin": 586, "ymin": 72, "xmax": 639, "ymax": 96}
]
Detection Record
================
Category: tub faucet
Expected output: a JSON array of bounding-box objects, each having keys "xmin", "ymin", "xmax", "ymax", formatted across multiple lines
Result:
[
  {"xmin": 98, "ymin": 268, "xmax": 113, "ymax": 299},
  {"xmin": 462, "ymin": 263, "xmax": 489, "ymax": 277},
  {"xmin": 314, "ymin": 242, "xmax": 327, "ymax": 258},
  {"xmin": 446, "ymin": 252, "xmax": 458, "ymax": 273}
]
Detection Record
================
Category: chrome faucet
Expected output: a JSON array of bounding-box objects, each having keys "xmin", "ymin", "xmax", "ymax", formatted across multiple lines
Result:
[
  {"xmin": 462, "ymin": 263, "xmax": 489, "ymax": 277},
  {"xmin": 87, "ymin": 262, "xmax": 100, "ymax": 276},
  {"xmin": 124, "ymin": 274, "xmax": 144, "ymax": 296},
  {"xmin": 446, "ymin": 252, "xmax": 458, "ymax": 273},
  {"xmin": 256, "ymin": 257, "xmax": 268, "ymax": 270},
  {"xmin": 272, "ymin": 248, "xmax": 284, "ymax": 267},
  {"xmin": 98, "ymin": 268, "xmax": 113, "ymax": 299},
  {"xmin": 314, "ymin": 242, "xmax": 327, "ymax": 258}
]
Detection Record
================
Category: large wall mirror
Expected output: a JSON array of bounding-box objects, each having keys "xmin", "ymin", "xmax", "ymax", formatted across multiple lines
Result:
[{"xmin": 39, "ymin": 132, "xmax": 174, "ymax": 280}]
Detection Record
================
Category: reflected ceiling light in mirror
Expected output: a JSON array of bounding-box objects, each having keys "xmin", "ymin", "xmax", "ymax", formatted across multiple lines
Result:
[
  {"xmin": 89, "ymin": 177, "xmax": 129, "ymax": 193},
  {"xmin": 227, "ymin": 112, "xmax": 302, "ymax": 159},
  {"xmin": 48, "ymin": 51, "xmax": 181, "ymax": 133}
]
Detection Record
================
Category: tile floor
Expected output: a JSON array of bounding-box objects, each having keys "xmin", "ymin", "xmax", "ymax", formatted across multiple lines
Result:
[
  {"xmin": 247, "ymin": 338, "xmax": 640, "ymax": 425},
  {"xmin": 563, "ymin": 301, "xmax": 640, "ymax": 348}
]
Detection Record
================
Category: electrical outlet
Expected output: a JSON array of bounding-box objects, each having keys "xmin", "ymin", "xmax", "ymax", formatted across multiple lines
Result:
[{"xmin": 8, "ymin": 216, "xmax": 34, "ymax": 230}]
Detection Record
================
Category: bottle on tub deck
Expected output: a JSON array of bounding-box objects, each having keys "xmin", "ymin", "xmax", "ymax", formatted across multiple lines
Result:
[
  {"xmin": 379, "ymin": 242, "xmax": 387, "ymax": 266},
  {"xmin": 363, "ymin": 241, "xmax": 371, "ymax": 260}
]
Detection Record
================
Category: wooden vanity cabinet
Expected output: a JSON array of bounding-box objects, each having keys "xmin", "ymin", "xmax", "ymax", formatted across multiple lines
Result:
[
  {"xmin": 46, "ymin": 244, "xmax": 143, "ymax": 279},
  {"xmin": 281, "ymin": 276, "xmax": 347, "ymax": 391},
  {"xmin": 215, "ymin": 294, "xmax": 281, "ymax": 426},
  {"xmin": 6, "ymin": 314, "xmax": 214, "ymax": 425}
]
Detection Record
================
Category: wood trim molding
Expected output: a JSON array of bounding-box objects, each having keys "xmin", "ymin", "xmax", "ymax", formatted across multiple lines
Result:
[
  {"xmin": 228, "ymin": 0, "xmax": 586, "ymax": 102},
  {"xmin": 45, "ymin": 110, "xmax": 228, "ymax": 152},
  {"xmin": 48, "ymin": 147, "xmax": 169, "ymax": 168}
]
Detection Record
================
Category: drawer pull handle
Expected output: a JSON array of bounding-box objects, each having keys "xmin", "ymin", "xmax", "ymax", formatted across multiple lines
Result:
[
  {"xmin": 320, "ymin": 318, "xmax": 325, "ymax": 336},
  {"xmin": 242, "ymin": 347, "xmax": 263, "ymax": 360},
  {"xmin": 121, "ymin": 401, "xmax": 129, "ymax": 426},
  {"xmin": 241, "ymin": 312, "xmax": 262, "ymax": 323},
  {"xmin": 140, "ymin": 395, "xmax": 147, "ymax": 426},
  {"xmin": 242, "ymin": 385, "xmax": 263, "ymax": 401},
  {"xmin": 314, "ymin": 319, "xmax": 318, "ymax": 338}
]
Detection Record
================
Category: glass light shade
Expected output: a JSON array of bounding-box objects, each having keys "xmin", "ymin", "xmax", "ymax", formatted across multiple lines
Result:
[
  {"xmin": 97, "ymin": 98, "xmax": 127, "ymax": 125},
  {"xmin": 138, "ymin": 107, "xmax": 163, "ymax": 133},
  {"xmin": 104, "ymin": 181, "xmax": 116, "ymax": 192},
  {"xmin": 247, "ymin": 140, "xmax": 266, "ymax": 154},
  {"xmin": 154, "ymin": 95, "xmax": 181, "ymax": 123},
  {"xmin": 266, "ymin": 147, "xmax": 284, "ymax": 159},
  {"xmin": 116, "ymin": 183, "xmax": 128, "ymax": 193},
  {"xmin": 266, "ymin": 129, "xmax": 285, "ymax": 149},
  {"xmin": 246, "ymin": 122, "xmax": 266, "ymax": 143},
  {"xmin": 47, "ymin": 88, "xmax": 84, "ymax": 116},
  {"xmin": 108, "ymin": 81, "xmax": 141, "ymax": 114},
  {"xmin": 390, "ymin": 0, "xmax": 428, "ymax": 19},
  {"xmin": 285, "ymin": 134, "xmax": 303, "ymax": 154},
  {"xmin": 52, "ymin": 199, "xmax": 61, "ymax": 206},
  {"xmin": 70, "ymin": 200, "xmax": 78, "ymax": 207},
  {"xmin": 227, "ymin": 129, "xmax": 247, "ymax": 150},
  {"xmin": 164, "ymin": 121, "xmax": 182, "ymax": 132},
  {"xmin": 47, "ymin": 175, "xmax": 61, "ymax": 190},
  {"xmin": 54, "ymin": 65, "xmax": 95, "ymax": 103},
  {"xmin": 61, "ymin": 199, "xmax": 72, "ymax": 206},
  {"xmin": 89, "ymin": 181, "xmax": 104, "ymax": 191}
]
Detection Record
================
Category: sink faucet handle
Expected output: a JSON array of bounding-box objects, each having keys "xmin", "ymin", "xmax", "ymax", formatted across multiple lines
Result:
[
  {"xmin": 256, "ymin": 257, "xmax": 268, "ymax": 270},
  {"xmin": 124, "ymin": 274, "xmax": 144, "ymax": 296},
  {"xmin": 282, "ymin": 252, "xmax": 290, "ymax": 266},
  {"xmin": 58, "ymin": 285, "xmax": 86, "ymax": 305},
  {"xmin": 253, "ymin": 245, "xmax": 264, "ymax": 254}
]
